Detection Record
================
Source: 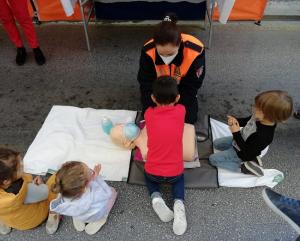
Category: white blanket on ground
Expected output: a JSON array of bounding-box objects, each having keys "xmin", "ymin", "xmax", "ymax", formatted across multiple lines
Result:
[
  {"xmin": 210, "ymin": 118, "xmax": 284, "ymax": 188},
  {"xmin": 23, "ymin": 106, "xmax": 137, "ymax": 182}
]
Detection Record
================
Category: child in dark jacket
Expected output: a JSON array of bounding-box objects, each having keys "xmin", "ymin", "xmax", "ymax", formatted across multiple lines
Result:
[{"xmin": 209, "ymin": 90, "xmax": 293, "ymax": 176}]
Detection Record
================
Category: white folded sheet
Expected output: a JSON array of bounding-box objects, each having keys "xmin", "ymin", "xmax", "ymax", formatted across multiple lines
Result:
[{"xmin": 24, "ymin": 106, "xmax": 137, "ymax": 182}]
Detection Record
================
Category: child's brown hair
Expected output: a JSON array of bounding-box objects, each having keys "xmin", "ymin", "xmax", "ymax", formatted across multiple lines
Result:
[
  {"xmin": 255, "ymin": 90, "xmax": 293, "ymax": 123},
  {"xmin": 0, "ymin": 147, "xmax": 20, "ymax": 185},
  {"xmin": 152, "ymin": 76, "xmax": 179, "ymax": 105},
  {"xmin": 52, "ymin": 161, "xmax": 88, "ymax": 199}
]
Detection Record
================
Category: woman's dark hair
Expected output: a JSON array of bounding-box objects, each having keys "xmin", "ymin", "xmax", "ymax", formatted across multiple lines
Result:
[
  {"xmin": 152, "ymin": 76, "xmax": 179, "ymax": 105},
  {"xmin": 0, "ymin": 147, "xmax": 20, "ymax": 184},
  {"xmin": 153, "ymin": 13, "xmax": 181, "ymax": 46}
]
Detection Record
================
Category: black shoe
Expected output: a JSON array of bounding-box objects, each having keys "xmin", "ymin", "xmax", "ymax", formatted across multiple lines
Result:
[
  {"xmin": 241, "ymin": 161, "xmax": 264, "ymax": 176},
  {"xmin": 262, "ymin": 188, "xmax": 300, "ymax": 235},
  {"xmin": 16, "ymin": 47, "xmax": 27, "ymax": 65},
  {"xmin": 33, "ymin": 47, "xmax": 46, "ymax": 65},
  {"xmin": 254, "ymin": 156, "xmax": 263, "ymax": 166}
]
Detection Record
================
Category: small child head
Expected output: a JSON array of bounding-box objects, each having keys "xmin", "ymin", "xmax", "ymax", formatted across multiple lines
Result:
[
  {"xmin": 151, "ymin": 76, "xmax": 180, "ymax": 105},
  {"xmin": 254, "ymin": 90, "xmax": 293, "ymax": 123},
  {"xmin": 52, "ymin": 161, "xmax": 94, "ymax": 199},
  {"xmin": 0, "ymin": 147, "xmax": 22, "ymax": 188}
]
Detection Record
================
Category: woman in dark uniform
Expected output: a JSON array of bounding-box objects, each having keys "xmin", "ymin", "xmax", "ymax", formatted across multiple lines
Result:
[{"xmin": 137, "ymin": 14, "xmax": 205, "ymax": 124}]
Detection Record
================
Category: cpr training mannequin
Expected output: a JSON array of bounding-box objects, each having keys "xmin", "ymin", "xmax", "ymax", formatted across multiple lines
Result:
[{"xmin": 102, "ymin": 118, "xmax": 196, "ymax": 162}]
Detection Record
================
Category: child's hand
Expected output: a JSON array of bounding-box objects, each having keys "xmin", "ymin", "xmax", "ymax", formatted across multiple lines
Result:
[
  {"xmin": 227, "ymin": 115, "xmax": 237, "ymax": 126},
  {"xmin": 93, "ymin": 164, "xmax": 101, "ymax": 176},
  {"xmin": 228, "ymin": 118, "xmax": 240, "ymax": 133},
  {"xmin": 33, "ymin": 176, "xmax": 44, "ymax": 185}
]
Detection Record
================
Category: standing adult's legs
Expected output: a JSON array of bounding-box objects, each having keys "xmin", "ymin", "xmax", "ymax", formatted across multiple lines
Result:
[
  {"xmin": 8, "ymin": 0, "xmax": 39, "ymax": 48},
  {"xmin": 0, "ymin": 0, "xmax": 23, "ymax": 47}
]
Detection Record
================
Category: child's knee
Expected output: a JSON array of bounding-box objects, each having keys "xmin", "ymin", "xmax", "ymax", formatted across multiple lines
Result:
[
  {"xmin": 213, "ymin": 139, "xmax": 223, "ymax": 150},
  {"xmin": 209, "ymin": 154, "xmax": 218, "ymax": 166},
  {"xmin": 213, "ymin": 137, "xmax": 232, "ymax": 151}
]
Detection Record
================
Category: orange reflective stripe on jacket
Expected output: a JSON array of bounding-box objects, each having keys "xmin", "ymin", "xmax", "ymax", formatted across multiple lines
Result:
[{"xmin": 144, "ymin": 34, "xmax": 204, "ymax": 82}]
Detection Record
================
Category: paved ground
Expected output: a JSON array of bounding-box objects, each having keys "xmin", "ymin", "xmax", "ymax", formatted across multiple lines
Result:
[
  {"xmin": 266, "ymin": 0, "xmax": 300, "ymax": 17},
  {"xmin": 0, "ymin": 21, "xmax": 300, "ymax": 241}
]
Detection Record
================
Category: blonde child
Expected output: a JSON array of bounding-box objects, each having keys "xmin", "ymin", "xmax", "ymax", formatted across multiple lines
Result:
[
  {"xmin": 209, "ymin": 90, "xmax": 293, "ymax": 176},
  {"xmin": 50, "ymin": 161, "xmax": 117, "ymax": 235},
  {"xmin": 0, "ymin": 147, "xmax": 59, "ymax": 235}
]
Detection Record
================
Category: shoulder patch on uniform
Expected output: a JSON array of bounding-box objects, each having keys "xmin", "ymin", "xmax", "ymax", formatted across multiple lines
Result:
[
  {"xmin": 184, "ymin": 41, "xmax": 203, "ymax": 53},
  {"xmin": 143, "ymin": 41, "xmax": 156, "ymax": 52}
]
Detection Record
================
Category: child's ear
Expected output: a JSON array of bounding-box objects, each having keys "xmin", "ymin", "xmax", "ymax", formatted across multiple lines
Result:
[
  {"xmin": 175, "ymin": 94, "xmax": 180, "ymax": 103},
  {"xmin": 151, "ymin": 94, "xmax": 157, "ymax": 104},
  {"xmin": 17, "ymin": 154, "xmax": 22, "ymax": 161},
  {"xmin": 1, "ymin": 179, "xmax": 11, "ymax": 188}
]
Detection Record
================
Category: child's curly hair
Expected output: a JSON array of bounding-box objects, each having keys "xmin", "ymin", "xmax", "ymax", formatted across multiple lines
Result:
[
  {"xmin": 52, "ymin": 161, "xmax": 88, "ymax": 199},
  {"xmin": 0, "ymin": 147, "xmax": 20, "ymax": 185}
]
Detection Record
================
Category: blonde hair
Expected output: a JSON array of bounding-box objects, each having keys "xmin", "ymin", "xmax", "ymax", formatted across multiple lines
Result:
[
  {"xmin": 0, "ymin": 147, "xmax": 20, "ymax": 185},
  {"xmin": 52, "ymin": 161, "xmax": 88, "ymax": 199},
  {"xmin": 255, "ymin": 90, "xmax": 293, "ymax": 123}
]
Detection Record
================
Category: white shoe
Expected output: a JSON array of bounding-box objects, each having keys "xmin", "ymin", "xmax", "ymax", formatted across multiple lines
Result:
[
  {"xmin": 152, "ymin": 197, "xmax": 174, "ymax": 222},
  {"xmin": 46, "ymin": 213, "xmax": 60, "ymax": 235},
  {"xmin": 72, "ymin": 218, "xmax": 85, "ymax": 232},
  {"xmin": 0, "ymin": 222, "xmax": 11, "ymax": 235},
  {"xmin": 173, "ymin": 200, "xmax": 187, "ymax": 235},
  {"xmin": 85, "ymin": 217, "xmax": 107, "ymax": 235}
]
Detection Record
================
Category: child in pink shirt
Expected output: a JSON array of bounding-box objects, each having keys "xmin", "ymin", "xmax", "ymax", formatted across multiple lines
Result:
[{"xmin": 144, "ymin": 76, "xmax": 187, "ymax": 235}]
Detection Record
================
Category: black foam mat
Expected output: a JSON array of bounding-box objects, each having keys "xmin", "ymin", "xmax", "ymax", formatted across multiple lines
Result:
[{"xmin": 127, "ymin": 113, "xmax": 219, "ymax": 189}]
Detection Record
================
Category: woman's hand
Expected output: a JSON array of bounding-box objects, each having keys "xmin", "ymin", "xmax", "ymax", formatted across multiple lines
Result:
[{"xmin": 94, "ymin": 164, "xmax": 101, "ymax": 176}]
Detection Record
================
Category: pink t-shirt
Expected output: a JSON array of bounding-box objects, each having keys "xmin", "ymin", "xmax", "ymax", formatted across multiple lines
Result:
[{"xmin": 144, "ymin": 104, "xmax": 185, "ymax": 177}]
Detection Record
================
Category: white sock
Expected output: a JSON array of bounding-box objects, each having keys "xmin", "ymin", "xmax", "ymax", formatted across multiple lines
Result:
[
  {"xmin": 72, "ymin": 218, "xmax": 85, "ymax": 232},
  {"xmin": 45, "ymin": 213, "xmax": 60, "ymax": 235},
  {"xmin": 152, "ymin": 197, "xmax": 174, "ymax": 222},
  {"xmin": 85, "ymin": 217, "xmax": 107, "ymax": 235},
  {"xmin": 0, "ymin": 222, "xmax": 11, "ymax": 235},
  {"xmin": 173, "ymin": 200, "xmax": 187, "ymax": 235}
]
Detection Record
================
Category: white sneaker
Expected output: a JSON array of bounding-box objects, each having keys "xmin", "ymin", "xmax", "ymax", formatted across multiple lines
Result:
[
  {"xmin": 85, "ymin": 217, "xmax": 107, "ymax": 235},
  {"xmin": 46, "ymin": 213, "xmax": 60, "ymax": 235},
  {"xmin": 0, "ymin": 222, "xmax": 11, "ymax": 235},
  {"xmin": 173, "ymin": 200, "xmax": 187, "ymax": 235},
  {"xmin": 152, "ymin": 197, "xmax": 174, "ymax": 222},
  {"xmin": 72, "ymin": 218, "xmax": 85, "ymax": 232}
]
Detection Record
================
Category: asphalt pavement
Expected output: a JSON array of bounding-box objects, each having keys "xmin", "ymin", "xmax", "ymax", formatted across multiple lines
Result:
[{"xmin": 0, "ymin": 20, "xmax": 300, "ymax": 241}]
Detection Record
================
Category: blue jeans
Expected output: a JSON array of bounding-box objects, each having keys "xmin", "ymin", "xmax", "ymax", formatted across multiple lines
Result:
[
  {"xmin": 209, "ymin": 136, "xmax": 242, "ymax": 172},
  {"xmin": 144, "ymin": 172, "xmax": 184, "ymax": 201}
]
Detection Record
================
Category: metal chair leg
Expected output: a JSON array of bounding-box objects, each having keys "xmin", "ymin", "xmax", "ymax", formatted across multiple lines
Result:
[
  {"xmin": 206, "ymin": 0, "xmax": 215, "ymax": 49},
  {"xmin": 30, "ymin": 0, "xmax": 41, "ymax": 25},
  {"xmin": 79, "ymin": 0, "xmax": 91, "ymax": 51}
]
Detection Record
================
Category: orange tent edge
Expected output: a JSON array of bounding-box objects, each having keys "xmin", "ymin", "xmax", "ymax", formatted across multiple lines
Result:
[{"xmin": 213, "ymin": 0, "xmax": 268, "ymax": 21}]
